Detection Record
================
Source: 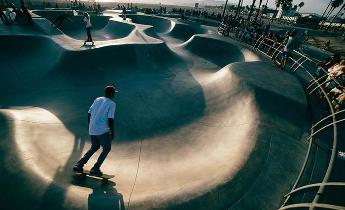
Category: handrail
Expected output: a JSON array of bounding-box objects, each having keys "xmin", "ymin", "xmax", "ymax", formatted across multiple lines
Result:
[
  {"xmin": 220, "ymin": 30, "xmax": 344, "ymax": 209},
  {"xmin": 282, "ymin": 126, "xmax": 316, "ymax": 206},
  {"xmin": 305, "ymin": 74, "xmax": 329, "ymax": 90},
  {"xmin": 284, "ymin": 182, "xmax": 345, "ymax": 197},
  {"xmin": 310, "ymin": 110, "xmax": 345, "ymax": 130},
  {"xmin": 278, "ymin": 203, "xmax": 345, "ymax": 210},
  {"xmin": 306, "ymin": 118, "xmax": 345, "ymax": 140}
]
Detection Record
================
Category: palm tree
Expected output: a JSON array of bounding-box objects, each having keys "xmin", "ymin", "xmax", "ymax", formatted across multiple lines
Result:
[
  {"xmin": 275, "ymin": 0, "xmax": 293, "ymax": 10},
  {"xmin": 259, "ymin": 0, "xmax": 269, "ymax": 21},
  {"xmin": 338, "ymin": 13, "xmax": 345, "ymax": 29},
  {"xmin": 235, "ymin": 0, "xmax": 244, "ymax": 20},
  {"xmin": 222, "ymin": 0, "xmax": 229, "ymax": 19},
  {"xmin": 297, "ymin": 2, "xmax": 304, "ymax": 12},
  {"xmin": 254, "ymin": 0, "xmax": 264, "ymax": 21},
  {"xmin": 247, "ymin": 0, "xmax": 257, "ymax": 21},
  {"xmin": 321, "ymin": 0, "xmax": 333, "ymax": 21},
  {"xmin": 326, "ymin": 2, "xmax": 345, "ymax": 31},
  {"xmin": 324, "ymin": 0, "xmax": 344, "ymax": 22},
  {"xmin": 275, "ymin": 0, "xmax": 293, "ymax": 18}
]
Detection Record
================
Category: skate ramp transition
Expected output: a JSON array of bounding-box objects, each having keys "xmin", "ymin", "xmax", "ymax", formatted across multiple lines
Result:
[
  {"xmin": 168, "ymin": 22, "xmax": 208, "ymax": 41},
  {"xmin": 0, "ymin": 13, "xmax": 308, "ymax": 210},
  {"xmin": 32, "ymin": 11, "xmax": 135, "ymax": 40},
  {"xmin": 59, "ymin": 16, "xmax": 135, "ymax": 40},
  {"xmin": 126, "ymin": 14, "xmax": 173, "ymax": 34},
  {"xmin": 126, "ymin": 14, "xmax": 208, "ymax": 42}
]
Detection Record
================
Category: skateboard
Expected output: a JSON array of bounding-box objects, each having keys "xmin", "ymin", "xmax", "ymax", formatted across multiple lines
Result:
[
  {"xmin": 84, "ymin": 41, "xmax": 94, "ymax": 46},
  {"xmin": 74, "ymin": 169, "xmax": 115, "ymax": 184}
]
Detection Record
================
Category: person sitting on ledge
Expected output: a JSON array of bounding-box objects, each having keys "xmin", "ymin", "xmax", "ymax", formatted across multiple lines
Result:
[
  {"xmin": 333, "ymin": 88, "xmax": 345, "ymax": 112},
  {"xmin": 0, "ymin": 0, "xmax": 10, "ymax": 25},
  {"xmin": 322, "ymin": 60, "xmax": 345, "ymax": 96},
  {"xmin": 316, "ymin": 53, "xmax": 341, "ymax": 78}
]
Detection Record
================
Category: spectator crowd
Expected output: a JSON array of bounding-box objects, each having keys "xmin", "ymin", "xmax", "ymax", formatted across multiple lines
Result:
[
  {"xmin": 0, "ymin": 0, "xmax": 32, "ymax": 25},
  {"xmin": 218, "ymin": 14, "xmax": 344, "ymax": 112}
]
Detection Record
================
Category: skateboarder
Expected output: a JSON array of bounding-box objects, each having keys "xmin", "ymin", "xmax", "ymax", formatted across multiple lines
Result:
[
  {"xmin": 83, "ymin": 12, "xmax": 93, "ymax": 45},
  {"xmin": 73, "ymin": 85, "xmax": 117, "ymax": 176},
  {"xmin": 122, "ymin": 6, "xmax": 126, "ymax": 21}
]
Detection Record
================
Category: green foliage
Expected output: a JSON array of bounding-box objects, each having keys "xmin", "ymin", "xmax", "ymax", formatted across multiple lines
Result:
[
  {"xmin": 275, "ymin": 0, "xmax": 293, "ymax": 11},
  {"xmin": 298, "ymin": 2, "xmax": 304, "ymax": 8},
  {"xmin": 331, "ymin": 0, "xmax": 344, "ymax": 8}
]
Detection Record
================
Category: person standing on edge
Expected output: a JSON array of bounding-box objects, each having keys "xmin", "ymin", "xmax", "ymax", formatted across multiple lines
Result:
[
  {"xmin": 122, "ymin": 5, "xmax": 126, "ymax": 21},
  {"xmin": 73, "ymin": 85, "xmax": 118, "ymax": 176},
  {"xmin": 276, "ymin": 30, "xmax": 299, "ymax": 69},
  {"xmin": 83, "ymin": 12, "xmax": 94, "ymax": 45}
]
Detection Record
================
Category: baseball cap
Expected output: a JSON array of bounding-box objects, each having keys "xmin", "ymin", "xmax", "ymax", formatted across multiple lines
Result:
[{"xmin": 105, "ymin": 85, "xmax": 119, "ymax": 95}]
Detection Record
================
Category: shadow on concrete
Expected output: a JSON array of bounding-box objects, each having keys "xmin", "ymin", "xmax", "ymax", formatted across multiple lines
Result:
[
  {"xmin": 40, "ymin": 135, "xmax": 86, "ymax": 210},
  {"xmin": 72, "ymin": 177, "xmax": 125, "ymax": 210},
  {"xmin": 182, "ymin": 35, "xmax": 245, "ymax": 67}
]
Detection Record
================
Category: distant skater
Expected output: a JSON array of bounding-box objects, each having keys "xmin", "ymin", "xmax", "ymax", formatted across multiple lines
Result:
[
  {"xmin": 73, "ymin": 85, "xmax": 117, "ymax": 176},
  {"xmin": 122, "ymin": 6, "xmax": 126, "ymax": 21},
  {"xmin": 83, "ymin": 12, "xmax": 94, "ymax": 45},
  {"xmin": 275, "ymin": 30, "xmax": 299, "ymax": 69}
]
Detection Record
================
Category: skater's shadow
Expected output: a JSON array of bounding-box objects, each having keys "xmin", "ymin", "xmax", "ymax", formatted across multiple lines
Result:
[{"xmin": 72, "ymin": 177, "xmax": 125, "ymax": 210}]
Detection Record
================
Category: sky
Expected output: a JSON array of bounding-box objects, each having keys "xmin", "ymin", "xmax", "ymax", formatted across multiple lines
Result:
[{"xmin": 99, "ymin": 0, "xmax": 331, "ymax": 15}]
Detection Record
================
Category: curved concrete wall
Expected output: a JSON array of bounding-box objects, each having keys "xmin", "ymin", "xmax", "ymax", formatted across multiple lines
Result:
[
  {"xmin": 182, "ymin": 35, "xmax": 246, "ymax": 66},
  {"xmin": 60, "ymin": 15, "xmax": 110, "ymax": 31},
  {"xmin": 0, "ymin": 14, "xmax": 308, "ymax": 210},
  {"xmin": 61, "ymin": 17, "xmax": 135, "ymax": 40},
  {"xmin": 169, "ymin": 22, "xmax": 207, "ymax": 41},
  {"xmin": 126, "ymin": 14, "xmax": 173, "ymax": 34}
]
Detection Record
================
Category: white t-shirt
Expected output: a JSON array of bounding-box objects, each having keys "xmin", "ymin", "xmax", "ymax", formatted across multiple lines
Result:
[
  {"xmin": 88, "ymin": 97, "xmax": 116, "ymax": 135},
  {"xmin": 84, "ymin": 16, "xmax": 92, "ymax": 28}
]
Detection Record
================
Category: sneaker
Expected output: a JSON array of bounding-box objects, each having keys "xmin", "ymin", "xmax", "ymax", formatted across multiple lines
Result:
[
  {"xmin": 90, "ymin": 167, "xmax": 103, "ymax": 177},
  {"xmin": 73, "ymin": 163, "xmax": 84, "ymax": 173}
]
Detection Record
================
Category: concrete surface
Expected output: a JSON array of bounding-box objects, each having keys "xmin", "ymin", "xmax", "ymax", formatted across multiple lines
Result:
[{"xmin": 0, "ymin": 11, "xmax": 309, "ymax": 210}]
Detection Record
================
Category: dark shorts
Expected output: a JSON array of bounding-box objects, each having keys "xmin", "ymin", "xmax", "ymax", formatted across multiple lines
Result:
[{"xmin": 90, "ymin": 131, "xmax": 111, "ymax": 151}]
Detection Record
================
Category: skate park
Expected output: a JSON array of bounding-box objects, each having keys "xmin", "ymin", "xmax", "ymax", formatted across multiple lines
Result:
[{"xmin": 1, "ymin": 2, "xmax": 345, "ymax": 210}]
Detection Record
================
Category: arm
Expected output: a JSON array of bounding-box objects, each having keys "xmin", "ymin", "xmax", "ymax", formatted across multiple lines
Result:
[{"xmin": 108, "ymin": 118, "xmax": 114, "ymax": 139}]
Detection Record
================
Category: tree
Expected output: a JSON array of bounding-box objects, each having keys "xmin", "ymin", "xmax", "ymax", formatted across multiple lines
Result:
[
  {"xmin": 321, "ymin": 0, "xmax": 333, "ymax": 21},
  {"xmin": 235, "ymin": 0, "xmax": 244, "ymax": 20},
  {"xmin": 221, "ymin": 0, "xmax": 229, "ymax": 19},
  {"xmin": 275, "ymin": 0, "xmax": 293, "ymax": 18},
  {"xmin": 254, "ymin": 0, "xmax": 264, "ymax": 21},
  {"xmin": 326, "ymin": 2, "xmax": 345, "ymax": 31},
  {"xmin": 325, "ymin": 0, "xmax": 344, "ymax": 21},
  {"xmin": 275, "ymin": 0, "xmax": 293, "ymax": 11},
  {"xmin": 338, "ymin": 13, "xmax": 345, "ymax": 29},
  {"xmin": 297, "ymin": 2, "xmax": 304, "ymax": 12},
  {"xmin": 247, "ymin": 0, "xmax": 257, "ymax": 21}
]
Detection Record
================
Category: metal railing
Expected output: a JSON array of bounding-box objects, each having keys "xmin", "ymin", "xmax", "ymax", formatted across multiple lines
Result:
[{"xmin": 219, "ymin": 27, "xmax": 345, "ymax": 209}]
